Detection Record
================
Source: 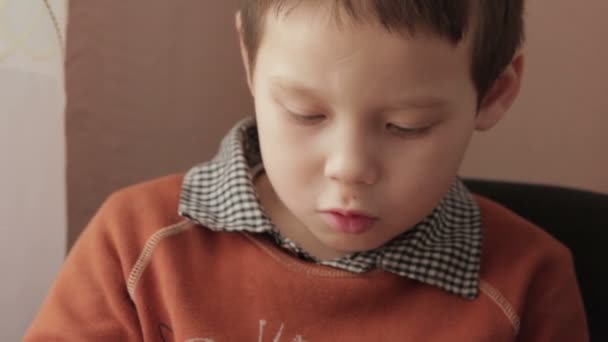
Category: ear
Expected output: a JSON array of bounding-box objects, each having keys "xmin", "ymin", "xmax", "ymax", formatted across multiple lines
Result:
[
  {"xmin": 235, "ymin": 11, "xmax": 254, "ymax": 96},
  {"xmin": 475, "ymin": 52, "xmax": 524, "ymax": 131}
]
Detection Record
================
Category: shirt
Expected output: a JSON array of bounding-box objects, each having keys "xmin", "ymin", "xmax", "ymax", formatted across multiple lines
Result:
[{"xmin": 25, "ymin": 146, "xmax": 588, "ymax": 341}]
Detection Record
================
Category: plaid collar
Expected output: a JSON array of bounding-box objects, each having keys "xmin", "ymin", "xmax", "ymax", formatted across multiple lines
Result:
[{"xmin": 179, "ymin": 117, "xmax": 483, "ymax": 299}]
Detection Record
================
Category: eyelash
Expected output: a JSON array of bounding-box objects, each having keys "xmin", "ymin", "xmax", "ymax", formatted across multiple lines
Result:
[
  {"xmin": 288, "ymin": 112, "xmax": 326, "ymax": 125},
  {"xmin": 386, "ymin": 123, "xmax": 432, "ymax": 137},
  {"xmin": 287, "ymin": 111, "xmax": 432, "ymax": 138}
]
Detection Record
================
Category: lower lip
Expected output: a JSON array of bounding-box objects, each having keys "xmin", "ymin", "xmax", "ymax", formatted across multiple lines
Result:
[{"xmin": 321, "ymin": 212, "xmax": 377, "ymax": 235}]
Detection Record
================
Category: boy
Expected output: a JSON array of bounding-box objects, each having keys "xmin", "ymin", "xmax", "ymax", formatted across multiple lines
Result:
[{"xmin": 26, "ymin": 0, "xmax": 588, "ymax": 341}]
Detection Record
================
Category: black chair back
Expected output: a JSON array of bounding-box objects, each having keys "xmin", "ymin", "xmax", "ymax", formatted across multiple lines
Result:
[{"xmin": 464, "ymin": 179, "xmax": 608, "ymax": 341}]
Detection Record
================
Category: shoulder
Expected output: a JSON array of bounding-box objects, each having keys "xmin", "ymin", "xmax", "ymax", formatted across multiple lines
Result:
[
  {"xmin": 86, "ymin": 173, "xmax": 193, "ymax": 252},
  {"xmin": 473, "ymin": 194, "xmax": 572, "ymax": 267},
  {"xmin": 105, "ymin": 173, "xmax": 185, "ymax": 209},
  {"xmin": 472, "ymin": 195, "xmax": 579, "ymax": 331},
  {"xmin": 102, "ymin": 173, "xmax": 185, "ymax": 224}
]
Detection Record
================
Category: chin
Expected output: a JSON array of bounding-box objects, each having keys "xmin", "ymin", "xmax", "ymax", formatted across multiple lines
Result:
[{"xmin": 320, "ymin": 235, "xmax": 387, "ymax": 255}]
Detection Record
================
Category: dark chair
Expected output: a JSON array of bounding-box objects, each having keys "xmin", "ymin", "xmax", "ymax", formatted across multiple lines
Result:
[{"xmin": 464, "ymin": 179, "xmax": 608, "ymax": 342}]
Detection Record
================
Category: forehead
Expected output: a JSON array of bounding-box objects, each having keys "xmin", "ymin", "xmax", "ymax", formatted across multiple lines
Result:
[{"xmin": 254, "ymin": 4, "xmax": 474, "ymax": 103}]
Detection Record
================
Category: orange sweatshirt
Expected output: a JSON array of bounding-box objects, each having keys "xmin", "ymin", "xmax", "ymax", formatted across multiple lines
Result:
[{"xmin": 25, "ymin": 174, "xmax": 588, "ymax": 341}]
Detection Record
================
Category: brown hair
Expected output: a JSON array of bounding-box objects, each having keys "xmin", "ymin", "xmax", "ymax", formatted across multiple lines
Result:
[{"xmin": 238, "ymin": 0, "xmax": 524, "ymax": 104}]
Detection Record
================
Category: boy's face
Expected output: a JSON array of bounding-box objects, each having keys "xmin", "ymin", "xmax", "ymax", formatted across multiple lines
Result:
[{"xmin": 240, "ymin": 4, "xmax": 516, "ymax": 260}]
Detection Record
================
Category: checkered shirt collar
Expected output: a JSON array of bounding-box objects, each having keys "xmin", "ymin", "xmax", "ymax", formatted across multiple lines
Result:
[{"xmin": 179, "ymin": 117, "xmax": 483, "ymax": 299}]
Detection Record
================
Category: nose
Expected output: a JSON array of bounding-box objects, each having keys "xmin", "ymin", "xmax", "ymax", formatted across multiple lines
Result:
[{"xmin": 323, "ymin": 126, "xmax": 379, "ymax": 187}]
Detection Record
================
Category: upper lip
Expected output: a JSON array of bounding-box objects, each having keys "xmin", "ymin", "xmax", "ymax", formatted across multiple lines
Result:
[{"xmin": 322, "ymin": 209, "xmax": 377, "ymax": 219}]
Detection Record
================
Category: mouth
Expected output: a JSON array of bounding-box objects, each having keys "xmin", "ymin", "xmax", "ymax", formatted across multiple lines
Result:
[
  {"xmin": 325, "ymin": 209, "xmax": 376, "ymax": 219},
  {"xmin": 319, "ymin": 209, "xmax": 378, "ymax": 235}
]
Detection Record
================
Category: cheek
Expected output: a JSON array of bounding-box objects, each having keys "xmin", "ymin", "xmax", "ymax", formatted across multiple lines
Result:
[
  {"xmin": 417, "ymin": 111, "xmax": 475, "ymax": 167},
  {"xmin": 383, "ymin": 118, "xmax": 475, "ymax": 206},
  {"xmin": 255, "ymin": 103, "xmax": 321, "ymax": 191}
]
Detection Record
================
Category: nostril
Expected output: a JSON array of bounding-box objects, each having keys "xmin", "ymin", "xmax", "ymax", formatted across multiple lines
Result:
[{"xmin": 341, "ymin": 192, "xmax": 359, "ymax": 204}]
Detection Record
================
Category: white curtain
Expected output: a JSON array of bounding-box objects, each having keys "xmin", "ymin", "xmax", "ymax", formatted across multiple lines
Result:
[{"xmin": 0, "ymin": 1, "xmax": 67, "ymax": 340}]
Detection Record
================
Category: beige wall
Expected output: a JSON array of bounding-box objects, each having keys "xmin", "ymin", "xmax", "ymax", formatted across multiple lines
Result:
[
  {"xmin": 65, "ymin": 1, "xmax": 250, "ymax": 248},
  {"xmin": 460, "ymin": 0, "xmax": 608, "ymax": 193},
  {"xmin": 0, "ymin": 1, "xmax": 67, "ymax": 341},
  {"xmin": 64, "ymin": 1, "xmax": 607, "ymax": 252}
]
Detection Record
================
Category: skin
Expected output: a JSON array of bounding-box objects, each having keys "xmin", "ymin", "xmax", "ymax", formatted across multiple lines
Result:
[{"xmin": 236, "ymin": 2, "xmax": 523, "ymax": 260}]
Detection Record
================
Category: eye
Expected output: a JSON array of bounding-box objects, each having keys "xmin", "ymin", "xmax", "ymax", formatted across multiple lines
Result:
[
  {"xmin": 386, "ymin": 123, "xmax": 432, "ymax": 138},
  {"xmin": 286, "ymin": 111, "xmax": 326, "ymax": 125}
]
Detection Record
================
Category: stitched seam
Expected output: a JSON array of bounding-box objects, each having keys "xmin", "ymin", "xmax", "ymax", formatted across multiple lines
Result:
[
  {"xmin": 480, "ymin": 279, "xmax": 521, "ymax": 335},
  {"xmin": 127, "ymin": 220, "xmax": 192, "ymax": 300}
]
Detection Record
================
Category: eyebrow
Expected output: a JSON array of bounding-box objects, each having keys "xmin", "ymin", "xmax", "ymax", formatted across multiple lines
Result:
[
  {"xmin": 385, "ymin": 95, "xmax": 450, "ymax": 111},
  {"xmin": 269, "ymin": 77, "xmax": 324, "ymax": 100}
]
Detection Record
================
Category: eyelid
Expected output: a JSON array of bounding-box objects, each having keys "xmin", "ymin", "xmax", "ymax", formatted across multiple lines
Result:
[
  {"xmin": 387, "ymin": 122, "xmax": 434, "ymax": 137},
  {"xmin": 278, "ymin": 96, "xmax": 325, "ymax": 114},
  {"xmin": 286, "ymin": 110, "xmax": 326, "ymax": 125}
]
